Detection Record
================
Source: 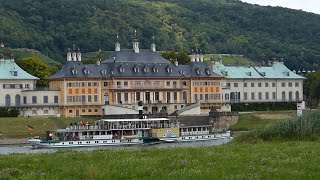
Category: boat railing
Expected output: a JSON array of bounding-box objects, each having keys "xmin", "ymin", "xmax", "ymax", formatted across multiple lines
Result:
[{"xmin": 68, "ymin": 125, "xmax": 100, "ymax": 131}]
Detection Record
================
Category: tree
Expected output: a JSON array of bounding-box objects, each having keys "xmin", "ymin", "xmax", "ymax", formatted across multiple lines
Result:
[
  {"xmin": 16, "ymin": 57, "xmax": 52, "ymax": 87},
  {"xmin": 304, "ymin": 70, "xmax": 320, "ymax": 100},
  {"xmin": 161, "ymin": 51, "xmax": 191, "ymax": 65}
]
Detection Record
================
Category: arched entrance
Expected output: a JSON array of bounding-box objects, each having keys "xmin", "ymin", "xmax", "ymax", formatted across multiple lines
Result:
[
  {"xmin": 15, "ymin": 94, "xmax": 21, "ymax": 107},
  {"xmin": 152, "ymin": 106, "xmax": 158, "ymax": 114},
  {"xmin": 5, "ymin": 94, "xmax": 11, "ymax": 107},
  {"xmin": 183, "ymin": 91, "xmax": 187, "ymax": 103}
]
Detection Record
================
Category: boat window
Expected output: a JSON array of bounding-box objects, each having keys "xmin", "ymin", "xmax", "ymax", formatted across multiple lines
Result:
[
  {"xmin": 101, "ymin": 131, "xmax": 106, "ymax": 135},
  {"xmin": 188, "ymin": 128, "xmax": 191, "ymax": 131},
  {"xmin": 202, "ymin": 127, "xmax": 206, "ymax": 131},
  {"xmin": 198, "ymin": 127, "xmax": 201, "ymax": 131},
  {"xmin": 95, "ymin": 131, "xmax": 99, "ymax": 135},
  {"xmin": 183, "ymin": 128, "xmax": 186, "ymax": 132},
  {"xmin": 82, "ymin": 132, "xmax": 87, "ymax": 135},
  {"xmin": 89, "ymin": 131, "xmax": 93, "ymax": 135},
  {"xmin": 193, "ymin": 127, "xmax": 197, "ymax": 131}
]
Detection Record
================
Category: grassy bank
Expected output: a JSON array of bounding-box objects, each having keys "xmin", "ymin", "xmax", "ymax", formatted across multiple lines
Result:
[
  {"xmin": 0, "ymin": 117, "xmax": 96, "ymax": 139},
  {"xmin": 230, "ymin": 111, "xmax": 296, "ymax": 131},
  {"xmin": 1, "ymin": 141, "xmax": 320, "ymax": 179}
]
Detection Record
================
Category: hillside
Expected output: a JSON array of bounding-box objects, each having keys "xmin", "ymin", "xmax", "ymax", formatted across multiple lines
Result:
[
  {"xmin": 0, "ymin": 0, "xmax": 319, "ymax": 70},
  {"xmin": 0, "ymin": 47, "xmax": 60, "ymax": 66}
]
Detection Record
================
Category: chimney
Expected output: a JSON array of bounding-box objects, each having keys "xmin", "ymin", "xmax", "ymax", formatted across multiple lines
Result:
[
  {"xmin": 115, "ymin": 34, "xmax": 121, "ymax": 51},
  {"xmin": 175, "ymin": 60, "xmax": 179, "ymax": 66},
  {"xmin": 0, "ymin": 54, "xmax": 4, "ymax": 62},
  {"xmin": 138, "ymin": 101, "xmax": 143, "ymax": 119},
  {"xmin": 72, "ymin": 51, "xmax": 77, "ymax": 61},
  {"xmin": 67, "ymin": 48, "xmax": 72, "ymax": 61},
  {"xmin": 77, "ymin": 49, "xmax": 81, "ymax": 61},
  {"xmin": 196, "ymin": 51, "xmax": 200, "ymax": 62},
  {"xmin": 96, "ymin": 60, "xmax": 101, "ymax": 66},
  {"xmin": 200, "ymin": 50, "xmax": 204, "ymax": 62},
  {"xmin": 10, "ymin": 54, "xmax": 14, "ymax": 62},
  {"xmin": 151, "ymin": 36, "xmax": 156, "ymax": 52},
  {"xmin": 132, "ymin": 30, "xmax": 139, "ymax": 53}
]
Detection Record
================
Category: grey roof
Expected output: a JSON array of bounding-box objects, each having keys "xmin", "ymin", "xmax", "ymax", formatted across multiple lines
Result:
[
  {"xmin": 50, "ymin": 49, "xmax": 223, "ymax": 79},
  {"xmin": 102, "ymin": 49, "xmax": 170, "ymax": 64}
]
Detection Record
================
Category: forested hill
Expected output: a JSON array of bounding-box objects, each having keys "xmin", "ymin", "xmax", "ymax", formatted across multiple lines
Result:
[{"xmin": 0, "ymin": 0, "xmax": 319, "ymax": 70}]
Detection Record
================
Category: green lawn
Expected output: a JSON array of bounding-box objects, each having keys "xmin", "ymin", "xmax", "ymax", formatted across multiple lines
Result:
[
  {"xmin": 0, "ymin": 117, "xmax": 96, "ymax": 139},
  {"xmin": 0, "ymin": 141, "xmax": 319, "ymax": 179}
]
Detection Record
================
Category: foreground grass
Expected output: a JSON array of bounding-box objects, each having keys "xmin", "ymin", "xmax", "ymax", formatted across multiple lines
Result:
[
  {"xmin": 1, "ymin": 141, "xmax": 320, "ymax": 179},
  {"xmin": 0, "ymin": 117, "xmax": 96, "ymax": 139}
]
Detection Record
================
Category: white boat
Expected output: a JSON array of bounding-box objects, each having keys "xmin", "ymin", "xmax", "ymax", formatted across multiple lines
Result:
[{"xmin": 28, "ymin": 117, "xmax": 231, "ymax": 148}]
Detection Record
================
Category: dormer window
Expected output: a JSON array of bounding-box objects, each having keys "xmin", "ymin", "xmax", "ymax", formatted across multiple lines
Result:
[
  {"xmin": 195, "ymin": 67, "xmax": 201, "ymax": 75},
  {"xmin": 283, "ymin": 71, "xmax": 290, "ymax": 76},
  {"xmin": 221, "ymin": 71, "xmax": 228, "ymax": 76},
  {"xmin": 205, "ymin": 67, "xmax": 211, "ymax": 75},
  {"xmin": 11, "ymin": 71, "xmax": 18, "ymax": 76},
  {"xmin": 133, "ymin": 66, "xmax": 139, "ymax": 73},
  {"xmin": 260, "ymin": 72, "xmax": 266, "ymax": 76},
  {"xmin": 118, "ymin": 66, "xmax": 125, "ymax": 73},
  {"xmin": 83, "ymin": 69, "xmax": 90, "ymax": 75},
  {"xmin": 152, "ymin": 66, "xmax": 158, "ymax": 73},
  {"xmin": 70, "ymin": 68, "xmax": 78, "ymax": 75},
  {"xmin": 166, "ymin": 65, "xmax": 172, "ymax": 73},
  {"xmin": 100, "ymin": 70, "xmax": 107, "ymax": 75},
  {"xmin": 246, "ymin": 72, "xmax": 252, "ymax": 76},
  {"xmin": 179, "ymin": 70, "xmax": 185, "ymax": 75},
  {"xmin": 143, "ymin": 65, "xmax": 149, "ymax": 73}
]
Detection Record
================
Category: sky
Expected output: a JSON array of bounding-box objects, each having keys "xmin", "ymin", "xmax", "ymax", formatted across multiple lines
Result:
[{"xmin": 240, "ymin": 0, "xmax": 320, "ymax": 14}]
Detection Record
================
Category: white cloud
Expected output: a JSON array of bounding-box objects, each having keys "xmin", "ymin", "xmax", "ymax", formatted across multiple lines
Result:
[{"xmin": 240, "ymin": 0, "xmax": 320, "ymax": 14}]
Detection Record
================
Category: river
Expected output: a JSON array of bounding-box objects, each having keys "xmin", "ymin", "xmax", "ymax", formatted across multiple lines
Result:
[{"xmin": 0, "ymin": 138, "xmax": 232, "ymax": 155}]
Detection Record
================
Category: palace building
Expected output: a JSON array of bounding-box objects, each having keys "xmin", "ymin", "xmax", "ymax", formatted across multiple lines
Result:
[{"xmin": 49, "ymin": 37, "xmax": 223, "ymax": 117}]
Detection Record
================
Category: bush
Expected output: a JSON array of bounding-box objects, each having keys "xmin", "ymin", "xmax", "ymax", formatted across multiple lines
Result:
[
  {"xmin": 237, "ymin": 110, "xmax": 320, "ymax": 142},
  {"xmin": 0, "ymin": 108, "xmax": 20, "ymax": 117},
  {"xmin": 232, "ymin": 102, "xmax": 297, "ymax": 112}
]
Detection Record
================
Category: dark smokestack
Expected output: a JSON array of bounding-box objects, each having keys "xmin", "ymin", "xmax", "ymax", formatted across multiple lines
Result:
[{"xmin": 138, "ymin": 101, "xmax": 143, "ymax": 119}]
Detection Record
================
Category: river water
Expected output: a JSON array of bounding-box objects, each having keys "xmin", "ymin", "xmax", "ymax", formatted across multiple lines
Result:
[{"xmin": 0, "ymin": 138, "xmax": 232, "ymax": 155}]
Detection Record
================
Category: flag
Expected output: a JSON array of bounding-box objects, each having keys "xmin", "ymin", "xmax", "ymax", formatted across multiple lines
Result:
[{"xmin": 27, "ymin": 125, "xmax": 34, "ymax": 131}]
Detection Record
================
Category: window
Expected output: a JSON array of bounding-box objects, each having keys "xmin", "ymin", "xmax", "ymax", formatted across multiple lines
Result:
[
  {"xmin": 32, "ymin": 96, "xmax": 37, "ymax": 104},
  {"xmin": 183, "ymin": 81, "xmax": 187, "ymax": 87},
  {"xmin": 234, "ymin": 83, "xmax": 238, "ymax": 87},
  {"xmin": 54, "ymin": 96, "xmax": 59, "ymax": 103},
  {"xmin": 173, "ymin": 81, "xmax": 177, "ymax": 88},
  {"xmin": 81, "ymin": 82, "xmax": 85, "ymax": 87},
  {"xmin": 281, "ymin": 83, "xmax": 285, "ymax": 87},
  {"xmin": 174, "ymin": 105, "xmax": 178, "ymax": 110},
  {"xmin": 32, "ymin": 110, "xmax": 37, "ymax": 114},
  {"xmin": 88, "ymin": 95, "xmax": 92, "ymax": 102},
  {"xmin": 5, "ymin": 94, "xmax": 11, "ymax": 107},
  {"xmin": 23, "ymin": 96, "xmax": 27, "ymax": 104},
  {"xmin": 166, "ymin": 81, "xmax": 170, "ymax": 87},
  {"xmin": 117, "ymin": 82, "xmax": 121, "ymax": 88},
  {"xmin": 136, "ymin": 92, "xmax": 140, "ymax": 101},
  {"xmin": 200, "ymin": 94, "xmax": 203, "ymax": 100},
  {"xmin": 258, "ymin": 92, "xmax": 262, "ymax": 100},
  {"xmin": 194, "ymin": 94, "xmax": 198, "ymax": 102},
  {"xmin": 244, "ymin": 92, "xmax": 247, "ymax": 100},
  {"xmin": 94, "ymin": 82, "xmax": 98, "ymax": 87},
  {"xmin": 67, "ymin": 96, "xmax": 73, "ymax": 102},
  {"xmin": 155, "ymin": 92, "xmax": 159, "ymax": 101},
  {"xmin": 88, "ymin": 109, "xmax": 92, "ymax": 113},
  {"xmin": 272, "ymin": 83, "xmax": 276, "ymax": 87},
  {"xmin": 104, "ymin": 82, "xmax": 108, "ymax": 87},
  {"xmin": 272, "ymin": 92, "xmax": 276, "ymax": 100},
  {"xmin": 145, "ymin": 92, "xmax": 150, "ymax": 102},
  {"xmin": 167, "ymin": 92, "xmax": 171, "ymax": 103},
  {"xmin": 244, "ymin": 83, "xmax": 247, "ymax": 87},
  {"xmin": 288, "ymin": 83, "xmax": 292, "ymax": 87},
  {"xmin": 94, "ymin": 95, "xmax": 98, "ymax": 102},
  {"xmin": 69, "ymin": 110, "xmax": 73, "ymax": 113},
  {"xmin": 251, "ymin": 83, "xmax": 254, "ymax": 87},
  {"xmin": 295, "ymin": 83, "xmax": 299, "ymax": 87},
  {"xmin": 265, "ymin": 83, "xmax": 269, "ymax": 87},
  {"xmin": 266, "ymin": 92, "xmax": 269, "ymax": 100},
  {"xmin": 94, "ymin": 109, "xmax": 98, "ymax": 112},
  {"xmin": 258, "ymin": 83, "xmax": 262, "ymax": 87},
  {"xmin": 174, "ymin": 92, "xmax": 178, "ymax": 102},
  {"xmin": 44, "ymin": 110, "xmax": 49, "ymax": 114},
  {"xmin": 282, "ymin": 91, "xmax": 286, "ymax": 101},
  {"xmin": 124, "ymin": 82, "xmax": 128, "ymax": 87},
  {"xmin": 43, "ymin": 96, "xmax": 48, "ymax": 104},
  {"xmin": 88, "ymin": 82, "xmax": 92, "ymax": 87},
  {"xmin": 124, "ymin": 93, "xmax": 128, "ymax": 102},
  {"xmin": 82, "ymin": 95, "xmax": 86, "ymax": 102},
  {"xmin": 251, "ymin": 92, "xmax": 255, "ymax": 100},
  {"xmin": 117, "ymin": 93, "xmax": 121, "ymax": 104},
  {"xmin": 82, "ymin": 109, "xmax": 86, "ymax": 113}
]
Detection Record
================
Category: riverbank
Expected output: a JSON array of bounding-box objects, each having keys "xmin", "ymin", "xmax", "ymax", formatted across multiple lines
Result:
[{"xmin": 0, "ymin": 138, "xmax": 28, "ymax": 146}]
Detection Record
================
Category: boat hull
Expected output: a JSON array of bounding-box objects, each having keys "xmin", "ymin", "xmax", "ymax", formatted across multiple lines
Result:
[{"xmin": 28, "ymin": 138, "xmax": 143, "ymax": 148}]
